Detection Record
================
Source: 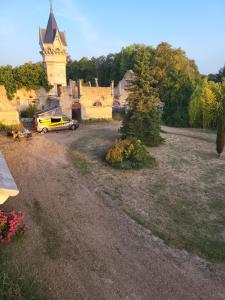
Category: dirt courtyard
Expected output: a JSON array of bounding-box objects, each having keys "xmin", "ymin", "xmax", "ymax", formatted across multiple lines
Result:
[{"xmin": 1, "ymin": 123, "xmax": 225, "ymax": 299}]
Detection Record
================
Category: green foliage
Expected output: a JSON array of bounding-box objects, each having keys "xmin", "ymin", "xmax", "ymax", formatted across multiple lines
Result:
[
  {"xmin": 216, "ymin": 80, "xmax": 225, "ymax": 156},
  {"xmin": 105, "ymin": 139, "xmax": 155, "ymax": 169},
  {"xmin": 67, "ymin": 43, "xmax": 200, "ymax": 128},
  {"xmin": 189, "ymin": 79, "xmax": 220, "ymax": 128},
  {"xmin": 152, "ymin": 43, "xmax": 201, "ymax": 127},
  {"xmin": 216, "ymin": 118, "xmax": 225, "ymax": 156},
  {"xmin": 208, "ymin": 64, "xmax": 225, "ymax": 83},
  {"xmin": 14, "ymin": 62, "xmax": 50, "ymax": 91},
  {"xmin": 0, "ymin": 65, "xmax": 17, "ymax": 99},
  {"xmin": 20, "ymin": 104, "xmax": 37, "ymax": 118},
  {"xmin": 66, "ymin": 44, "xmax": 151, "ymax": 86},
  {"xmin": 67, "ymin": 55, "xmax": 116, "ymax": 86},
  {"xmin": 120, "ymin": 45, "xmax": 163, "ymax": 146},
  {"xmin": 122, "ymin": 110, "xmax": 163, "ymax": 146},
  {"xmin": 0, "ymin": 248, "xmax": 48, "ymax": 300},
  {"xmin": 0, "ymin": 63, "xmax": 51, "ymax": 99}
]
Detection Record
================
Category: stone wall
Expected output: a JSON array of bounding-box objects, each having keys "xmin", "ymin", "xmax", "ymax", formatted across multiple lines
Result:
[
  {"xmin": 79, "ymin": 85, "xmax": 113, "ymax": 120},
  {"xmin": 12, "ymin": 87, "xmax": 49, "ymax": 111},
  {"xmin": 0, "ymin": 86, "xmax": 20, "ymax": 125},
  {"xmin": 114, "ymin": 70, "xmax": 134, "ymax": 106},
  {"xmin": 59, "ymin": 87, "xmax": 73, "ymax": 119}
]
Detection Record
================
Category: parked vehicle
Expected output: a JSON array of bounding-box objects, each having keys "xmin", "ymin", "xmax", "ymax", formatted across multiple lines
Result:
[{"xmin": 35, "ymin": 115, "xmax": 79, "ymax": 133}]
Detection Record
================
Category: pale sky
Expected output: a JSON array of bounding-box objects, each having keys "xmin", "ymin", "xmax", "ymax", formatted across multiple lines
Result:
[{"xmin": 0, "ymin": 0, "xmax": 225, "ymax": 74}]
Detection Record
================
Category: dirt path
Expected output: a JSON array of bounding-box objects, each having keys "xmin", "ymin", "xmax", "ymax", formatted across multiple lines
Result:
[{"xmin": 1, "ymin": 124, "xmax": 225, "ymax": 300}]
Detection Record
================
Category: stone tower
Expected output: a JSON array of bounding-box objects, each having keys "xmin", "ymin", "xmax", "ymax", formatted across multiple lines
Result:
[{"xmin": 39, "ymin": 1, "xmax": 67, "ymax": 95}]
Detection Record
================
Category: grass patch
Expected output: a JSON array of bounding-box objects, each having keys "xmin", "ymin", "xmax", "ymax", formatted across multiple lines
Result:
[
  {"xmin": 69, "ymin": 150, "xmax": 91, "ymax": 175},
  {"xmin": 31, "ymin": 199, "xmax": 63, "ymax": 260},
  {"xmin": 69, "ymin": 125, "xmax": 225, "ymax": 262},
  {"xmin": 0, "ymin": 247, "xmax": 48, "ymax": 300},
  {"xmin": 69, "ymin": 128, "xmax": 120, "ymax": 172}
]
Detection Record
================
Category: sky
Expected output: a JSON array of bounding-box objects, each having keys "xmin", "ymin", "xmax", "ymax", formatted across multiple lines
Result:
[{"xmin": 0, "ymin": 0, "xmax": 225, "ymax": 74}]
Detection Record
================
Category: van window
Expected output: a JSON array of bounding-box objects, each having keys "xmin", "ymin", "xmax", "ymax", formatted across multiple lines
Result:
[{"xmin": 51, "ymin": 118, "xmax": 61, "ymax": 123}]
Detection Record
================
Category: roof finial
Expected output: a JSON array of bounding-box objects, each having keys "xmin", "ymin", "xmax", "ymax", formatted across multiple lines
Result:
[{"xmin": 50, "ymin": 0, "xmax": 53, "ymax": 13}]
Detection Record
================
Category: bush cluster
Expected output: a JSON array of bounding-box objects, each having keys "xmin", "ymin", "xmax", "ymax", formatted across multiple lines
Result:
[
  {"xmin": 105, "ymin": 139, "xmax": 155, "ymax": 169},
  {"xmin": 20, "ymin": 104, "xmax": 37, "ymax": 118},
  {"xmin": 0, "ymin": 210, "xmax": 28, "ymax": 244}
]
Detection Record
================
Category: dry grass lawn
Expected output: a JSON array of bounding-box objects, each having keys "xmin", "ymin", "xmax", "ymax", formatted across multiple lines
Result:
[{"xmin": 70, "ymin": 126, "xmax": 225, "ymax": 262}]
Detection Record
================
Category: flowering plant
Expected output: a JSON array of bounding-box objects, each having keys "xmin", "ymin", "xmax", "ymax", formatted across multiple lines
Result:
[{"xmin": 0, "ymin": 210, "xmax": 28, "ymax": 244}]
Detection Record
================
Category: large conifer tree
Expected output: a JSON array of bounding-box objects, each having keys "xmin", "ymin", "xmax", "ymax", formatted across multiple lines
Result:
[{"xmin": 120, "ymin": 46, "xmax": 163, "ymax": 146}]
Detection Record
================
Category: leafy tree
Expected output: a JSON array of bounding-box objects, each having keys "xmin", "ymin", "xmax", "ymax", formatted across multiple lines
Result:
[
  {"xmin": 14, "ymin": 62, "xmax": 50, "ymax": 91},
  {"xmin": 152, "ymin": 43, "xmax": 200, "ymax": 127},
  {"xmin": 120, "ymin": 46, "xmax": 163, "ymax": 146},
  {"xmin": 66, "ymin": 44, "xmax": 151, "ymax": 87},
  {"xmin": 209, "ymin": 65, "xmax": 225, "ymax": 83},
  {"xmin": 0, "ymin": 63, "xmax": 50, "ymax": 99},
  {"xmin": 189, "ymin": 79, "xmax": 220, "ymax": 128},
  {"xmin": 0, "ymin": 65, "xmax": 17, "ymax": 99}
]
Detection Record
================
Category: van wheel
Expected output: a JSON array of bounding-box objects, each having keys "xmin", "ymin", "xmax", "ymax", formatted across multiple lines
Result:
[
  {"xmin": 71, "ymin": 125, "xmax": 76, "ymax": 131},
  {"xmin": 42, "ymin": 128, "xmax": 48, "ymax": 134}
]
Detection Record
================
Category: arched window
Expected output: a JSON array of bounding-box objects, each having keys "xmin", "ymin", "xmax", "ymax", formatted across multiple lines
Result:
[{"xmin": 93, "ymin": 101, "xmax": 102, "ymax": 107}]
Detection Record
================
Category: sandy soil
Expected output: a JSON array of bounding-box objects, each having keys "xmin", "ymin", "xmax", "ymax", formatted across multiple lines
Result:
[{"xmin": 1, "ymin": 123, "xmax": 225, "ymax": 300}]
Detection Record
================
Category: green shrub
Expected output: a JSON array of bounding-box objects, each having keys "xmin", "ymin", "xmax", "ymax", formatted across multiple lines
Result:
[
  {"xmin": 121, "ymin": 110, "xmax": 163, "ymax": 146},
  {"xmin": 105, "ymin": 139, "xmax": 156, "ymax": 169},
  {"xmin": 20, "ymin": 104, "xmax": 37, "ymax": 118}
]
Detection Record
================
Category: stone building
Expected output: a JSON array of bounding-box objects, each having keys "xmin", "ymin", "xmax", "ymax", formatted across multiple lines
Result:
[
  {"xmin": 12, "ymin": 88, "xmax": 49, "ymax": 112},
  {"xmin": 38, "ymin": 2, "xmax": 114, "ymax": 120},
  {"xmin": 69, "ymin": 80, "xmax": 114, "ymax": 120},
  {"xmin": 114, "ymin": 70, "xmax": 135, "ymax": 106},
  {"xmin": 0, "ymin": 86, "xmax": 20, "ymax": 126}
]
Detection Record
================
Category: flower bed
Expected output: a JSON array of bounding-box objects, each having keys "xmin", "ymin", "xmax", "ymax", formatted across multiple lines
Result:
[{"xmin": 0, "ymin": 211, "xmax": 28, "ymax": 244}]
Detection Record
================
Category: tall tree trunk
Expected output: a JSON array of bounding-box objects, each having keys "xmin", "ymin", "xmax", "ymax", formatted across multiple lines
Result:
[{"xmin": 216, "ymin": 118, "xmax": 225, "ymax": 157}]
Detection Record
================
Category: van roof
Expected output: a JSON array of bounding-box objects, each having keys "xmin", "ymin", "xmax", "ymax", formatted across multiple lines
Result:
[{"xmin": 37, "ymin": 115, "xmax": 69, "ymax": 120}]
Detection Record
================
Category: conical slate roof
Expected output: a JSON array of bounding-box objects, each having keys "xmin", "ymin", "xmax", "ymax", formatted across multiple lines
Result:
[
  {"xmin": 44, "ymin": 12, "xmax": 59, "ymax": 44},
  {"xmin": 40, "ymin": 9, "xmax": 67, "ymax": 46}
]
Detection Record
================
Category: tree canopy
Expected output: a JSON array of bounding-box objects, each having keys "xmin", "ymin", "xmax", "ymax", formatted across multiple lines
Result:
[
  {"xmin": 0, "ymin": 62, "xmax": 50, "ymax": 99},
  {"xmin": 67, "ymin": 43, "xmax": 201, "ymax": 127},
  {"xmin": 152, "ymin": 43, "xmax": 201, "ymax": 127},
  {"xmin": 208, "ymin": 65, "xmax": 225, "ymax": 83},
  {"xmin": 189, "ymin": 79, "xmax": 220, "ymax": 128},
  {"xmin": 120, "ymin": 45, "xmax": 163, "ymax": 146}
]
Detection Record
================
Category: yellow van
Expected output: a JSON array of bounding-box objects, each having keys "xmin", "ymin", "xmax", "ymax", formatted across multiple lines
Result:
[{"xmin": 36, "ymin": 115, "xmax": 79, "ymax": 133}]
